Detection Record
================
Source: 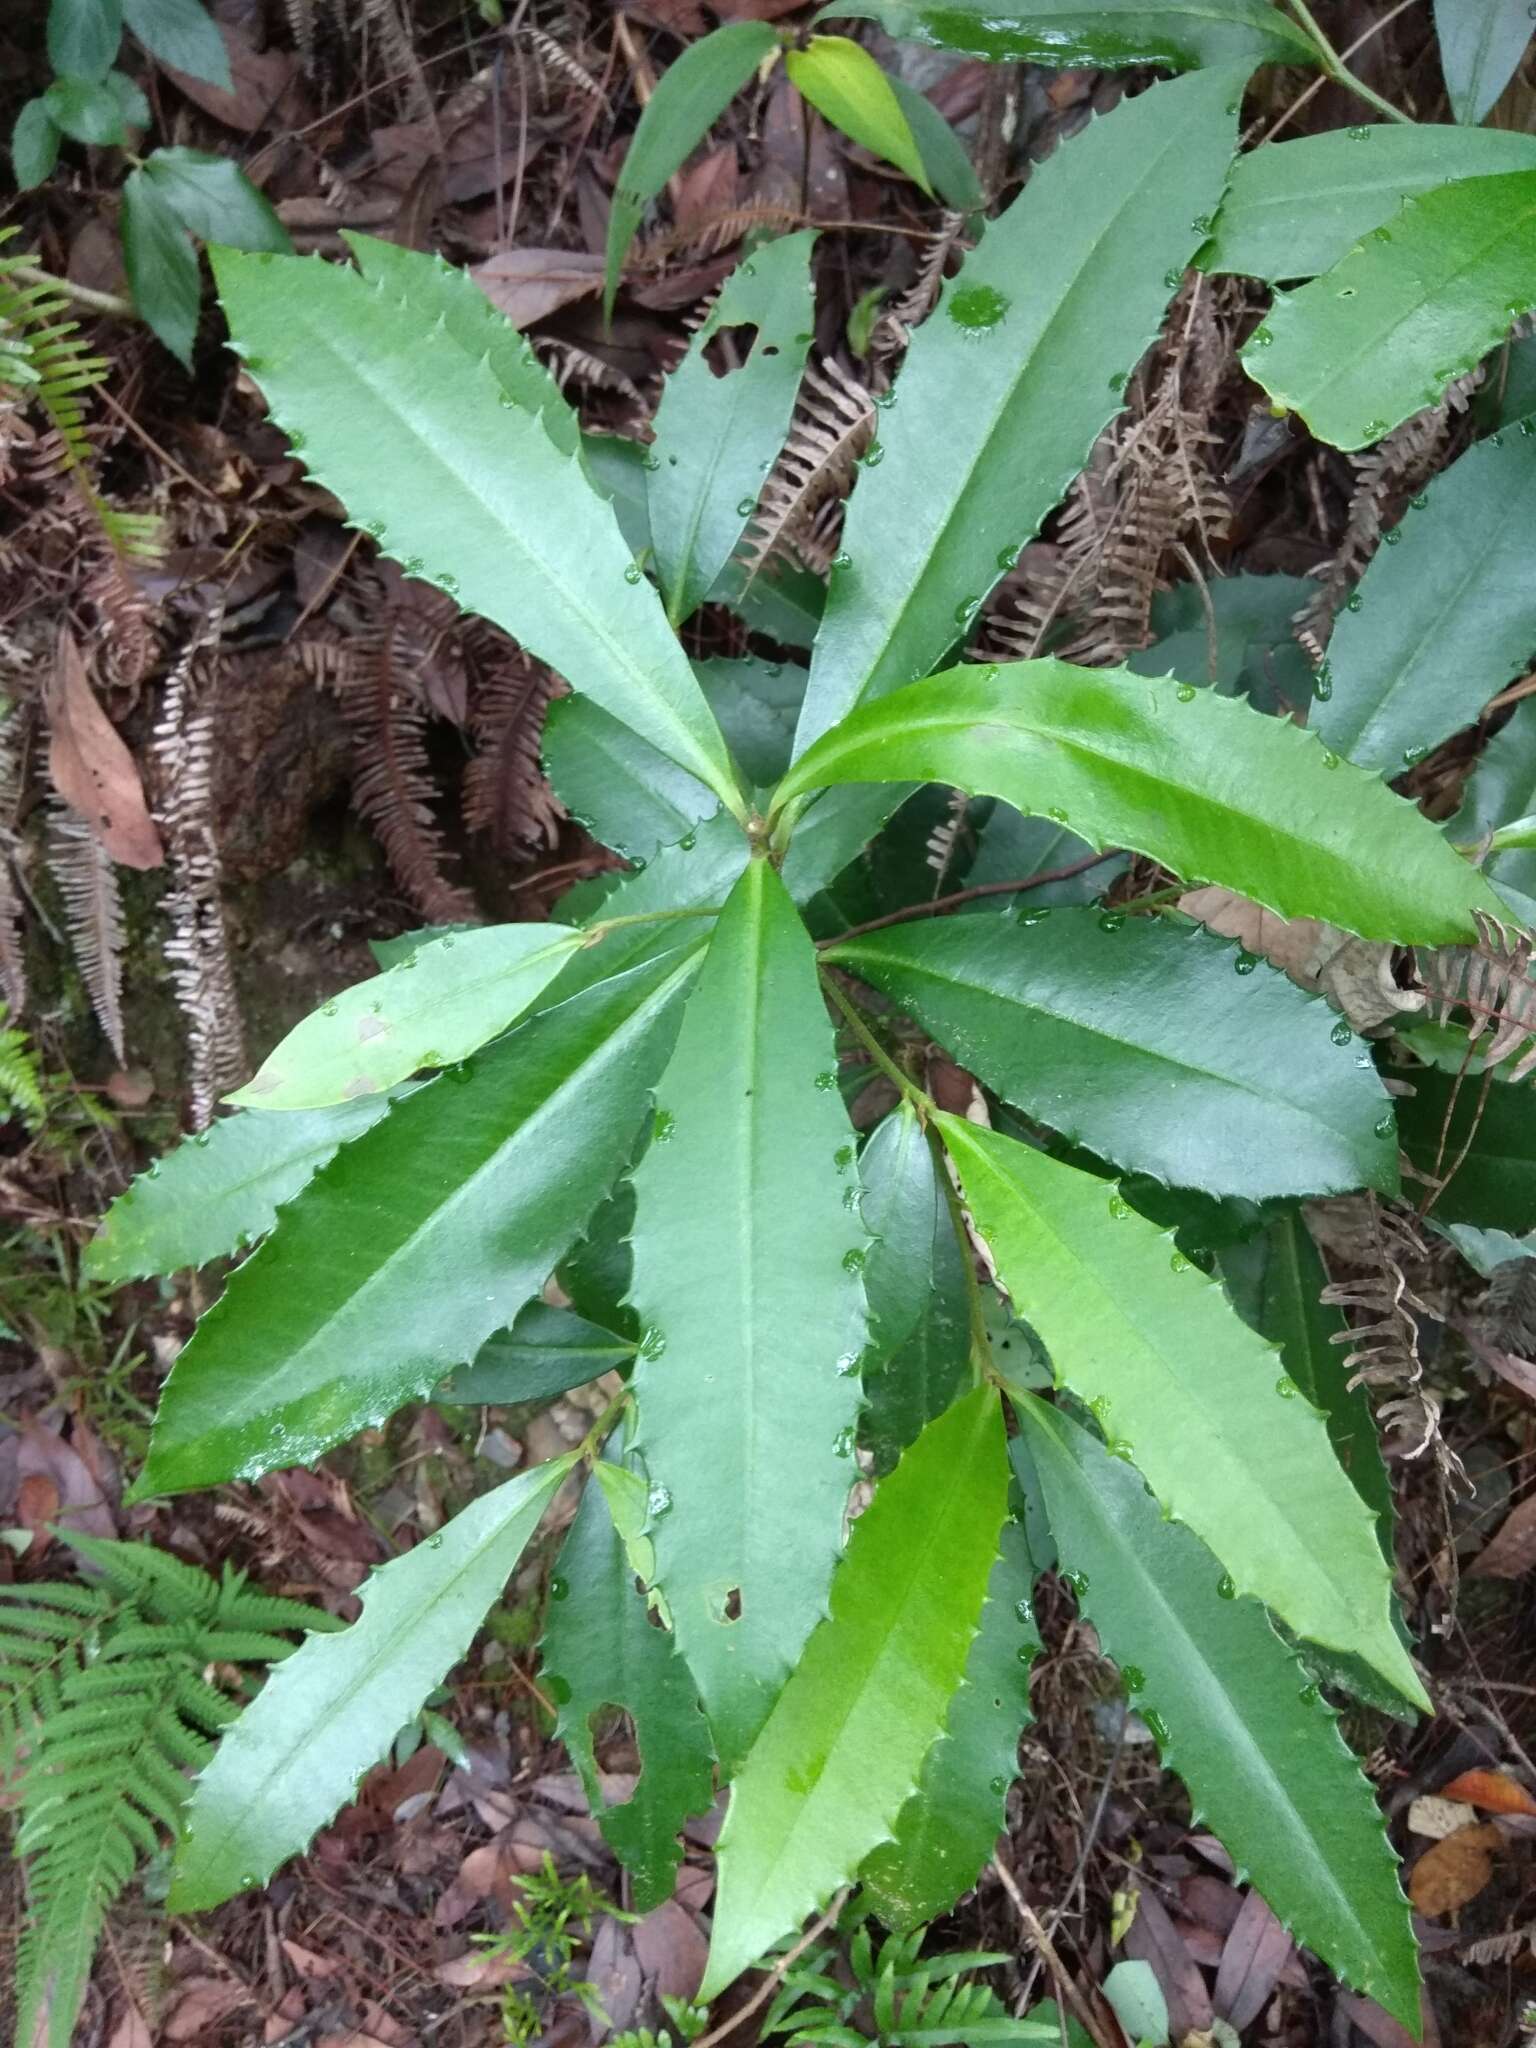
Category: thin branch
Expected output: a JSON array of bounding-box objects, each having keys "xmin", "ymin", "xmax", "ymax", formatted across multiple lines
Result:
[
  {"xmin": 991, "ymin": 1857, "xmax": 1116, "ymax": 2048},
  {"xmin": 12, "ymin": 262, "xmax": 137, "ymax": 320},
  {"xmin": 1283, "ymin": 0, "xmax": 1416, "ymax": 125},
  {"xmin": 689, "ymin": 1892, "xmax": 849, "ymax": 2048},
  {"xmin": 818, "ymin": 849, "xmax": 1121, "ymax": 948}
]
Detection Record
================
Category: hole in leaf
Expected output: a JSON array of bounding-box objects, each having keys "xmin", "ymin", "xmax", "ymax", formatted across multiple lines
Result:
[
  {"xmin": 703, "ymin": 324, "xmax": 759, "ymax": 378},
  {"xmin": 706, "ymin": 1582, "xmax": 744, "ymax": 1624}
]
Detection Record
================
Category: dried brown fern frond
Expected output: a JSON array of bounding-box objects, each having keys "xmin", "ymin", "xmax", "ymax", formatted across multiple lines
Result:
[
  {"xmin": 463, "ymin": 636, "xmax": 563, "ymax": 856},
  {"xmin": 737, "ymin": 356, "xmax": 876, "ymax": 582},
  {"xmin": 520, "ymin": 24, "xmax": 606, "ymax": 107},
  {"xmin": 0, "ymin": 701, "xmax": 26, "ymax": 1014},
  {"xmin": 153, "ymin": 633, "xmax": 245, "ymax": 1129},
  {"xmin": 47, "ymin": 805, "xmax": 125, "ymax": 1061},
  {"xmin": 1320, "ymin": 1196, "xmax": 1451, "ymax": 1467},
  {"xmin": 883, "ymin": 213, "xmax": 967, "ymax": 339},
  {"xmin": 1485, "ymin": 1256, "xmax": 1536, "ymax": 1358},
  {"xmin": 631, "ymin": 203, "xmax": 804, "ymax": 272},
  {"xmin": 360, "ymin": 0, "xmax": 433, "ymax": 119},
  {"xmin": 86, "ymin": 547, "xmax": 156, "ymax": 692},
  {"xmin": 1417, "ymin": 911, "xmax": 1536, "ymax": 1081},
  {"xmin": 537, "ymin": 338, "xmax": 647, "ymax": 416}
]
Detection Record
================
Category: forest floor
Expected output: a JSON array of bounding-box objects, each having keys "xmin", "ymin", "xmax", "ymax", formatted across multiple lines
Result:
[{"xmin": 2, "ymin": 1, "xmax": 1535, "ymax": 2044}]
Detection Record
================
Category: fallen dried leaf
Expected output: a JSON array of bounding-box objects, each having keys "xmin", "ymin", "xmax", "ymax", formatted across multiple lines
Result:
[
  {"xmin": 1439, "ymin": 1768, "xmax": 1536, "ymax": 1817},
  {"xmin": 161, "ymin": 1978, "xmax": 250, "ymax": 2040},
  {"xmin": 105, "ymin": 2010, "xmax": 152, "ymax": 2048},
  {"xmin": 1121, "ymin": 1882, "xmax": 1212, "ymax": 2041},
  {"xmin": 1470, "ymin": 1493, "xmax": 1536, "ymax": 1578},
  {"xmin": 164, "ymin": 27, "xmax": 305, "ymax": 133},
  {"xmin": 1408, "ymin": 1795, "xmax": 1478, "ymax": 1839},
  {"xmin": 1179, "ymin": 886, "xmax": 1418, "ymax": 1030},
  {"xmin": 1407, "ymin": 1822, "xmax": 1502, "ymax": 1917},
  {"xmin": 1214, "ymin": 1888, "xmax": 1294, "ymax": 2033},
  {"xmin": 471, "ymin": 249, "xmax": 605, "ymax": 328},
  {"xmin": 45, "ymin": 630, "xmax": 163, "ymax": 869},
  {"xmin": 16, "ymin": 1422, "xmax": 117, "ymax": 1545}
]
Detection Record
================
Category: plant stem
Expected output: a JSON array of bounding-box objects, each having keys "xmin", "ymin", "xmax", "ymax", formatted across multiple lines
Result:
[
  {"xmin": 12, "ymin": 262, "xmax": 138, "ymax": 320},
  {"xmin": 818, "ymin": 848, "xmax": 1122, "ymax": 948},
  {"xmin": 1284, "ymin": 0, "xmax": 1415, "ymax": 124},
  {"xmin": 820, "ymin": 968, "xmax": 935, "ymax": 1114},
  {"xmin": 582, "ymin": 902, "xmax": 722, "ymax": 943},
  {"xmin": 927, "ymin": 1120, "xmax": 995, "ymax": 1383},
  {"xmin": 575, "ymin": 1389, "xmax": 632, "ymax": 1464}
]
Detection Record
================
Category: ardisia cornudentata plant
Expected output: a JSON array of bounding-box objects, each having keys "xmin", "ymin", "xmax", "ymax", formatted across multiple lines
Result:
[{"xmin": 68, "ymin": 21, "xmax": 1536, "ymax": 2041}]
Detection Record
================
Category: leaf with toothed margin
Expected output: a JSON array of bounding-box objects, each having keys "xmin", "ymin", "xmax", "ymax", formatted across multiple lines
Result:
[
  {"xmin": 777, "ymin": 660, "xmax": 1503, "ymax": 944},
  {"xmin": 790, "ymin": 65, "xmax": 1242, "ymax": 756},
  {"xmin": 229, "ymin": 924, "xmax": 582, "ymax": 1110},
  {"xmin": 629, "ymin": 860, "xmax": 866, "ymax": 1770},
  {"xmin": 210, "ymin": 247, "xmax": 741, "ymax": 813},
  {"xmin": 83, "ymin": 1093, "xmax": 399, "ymax": 1284},
  {"xmin": 1014, "ymin": 1396, "xmax": 1420, "ymax": 2034},
  {"xmin": 700, "ymin": 1386, "xmax": 1009, "ymax": 2000},
  {"xmin": 934, "ymin": 1114, "xmax": 1425, "ymax": 1709},
  {"xmin": 827, "ymin": 911, "xmax": 1399, "ymax": 1199},
  {"xmin": 816, "ymin": 0, "xmax": 1315, "ymax": 69},
  {"xmin": 130, "ymin": 944, "xmax": 700, "ymax": 1499},
  {"xmin": 860, "ymin": 1517, "xmax": 1039, "ymax": 1929},
  {"xmin": 541, "ymin": 1460, "xmax": 717, "ymax": 1910},
  {"xmin": 170, "ymin": 1451, "xmax": 575, "ymax": 1911}
]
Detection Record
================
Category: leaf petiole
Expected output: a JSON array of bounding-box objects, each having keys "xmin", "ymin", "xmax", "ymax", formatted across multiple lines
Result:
[{"xmin": 1283, "ymin": 0, "xmax": 1415, "ymax": 125}]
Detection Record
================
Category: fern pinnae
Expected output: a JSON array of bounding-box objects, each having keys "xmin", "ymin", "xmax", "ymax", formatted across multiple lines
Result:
[
  {"xmin": 48, "ymin": 804, "xmax": 127, "ymax": 1062},
  {"xmin": 737, "ymin": 356, "xmax": 876, "ymax": 582}
]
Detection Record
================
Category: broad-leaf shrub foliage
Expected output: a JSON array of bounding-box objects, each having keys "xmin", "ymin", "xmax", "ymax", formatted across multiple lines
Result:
[{"xmin": 87, "ymin": 54, "xmax": 1536, "ymax": 2033}]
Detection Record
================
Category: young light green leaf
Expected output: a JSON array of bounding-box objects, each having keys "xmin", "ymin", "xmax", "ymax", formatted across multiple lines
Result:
[
  {"xmin": 1200, "ymin": 126, "xmax": 1536, "ymax": 282},
  {"xmin": 123, "ymin": 0, "xmax": 232, "ymax": 87},
  {"xmin": 230, "ymin": 923, "xmax": 582, "ymax": 1110},
  {"xmin": 785, "ymin": 38, "xmax": 931, "ymax": 193},
  {"xmin": 817, "ymin": 0, "xmax": 1313, "ymax": 68},
  {"xmin": 85, "ymin": 1094, "xmax": 399, "ymax": 1284},
  {"xmin": 700, "ymin": 1386, "xmax": 1009, "ymax": 1999},
  {"xmin": 542, "ymin": 1467, "xmax": 717, "ymax": 1909},
  {"xmin": 830, "ymin": 912, "xmax": 1398, "ymax": 1199},
  {"xmin": 860, "ymin": 1518, "xmax": 1038, "ymax": 1929},
  {"xmin": 49, "ymin": 0, "xmax": 121, "ymax": 81},
  {"xmin": 1241, "ymin": 170, "xmax": 1536, "ymax": 451},
  {"xmin": 435, "ymin": 1303, "xmax": 635, "ymax": 1405},
  {"xmin": 936, "ymin": 1114, "xmax": 1425, "ymax": 1708},
  {"xmin": 1397, "ymin": 1064, "xmax": 1536, "ymax": 1231},
  {"xmin": 651, "ymin": 233, "xmax": 818, "ymax": 626},
  {"xmin": 1015, "ymin": 1396, "xmax": 1420, "ymax": 2033},
  {"xmin": 211, "ymin": 248, "xmax": 743, "ymax": 815},
  {"xmin": 630, "ymin": 861, "xmax": 865, "ymax": 1768},
  {"xmin": 132, "ymin": 945, "xmax": 700, "ymax": 1498},
  {"xmin": 1315, "ymin": 427, "xmax": 1536, "ymax": 774},
  {"xmin": 791, "ymin": 67, "xmax": 1242, "ymax": 752},
  {"xmin": 12, "ymin": 99, "xmax": 61, "ymax": 190},
  {"xmin": 1436, "ymin": 0, "xmax": 1532, "ymax": 126},
  {"xmin": 776, "ymin": 660, "xmax": 1503, "ymax": 943},
  {"xmin": 123, "ymin": 165, "xmax": 200, "ymax": 364},
  {"xmin": 142, "ymin": 148, "xmax": 290, "ymax": 252},
  {"xmin": 171, "ymin": 1451, "xmax": 574, "ymax": 1911},
  {"xmin": 604, "ymin": 22, "xmax": 780, "ymax": 318}
]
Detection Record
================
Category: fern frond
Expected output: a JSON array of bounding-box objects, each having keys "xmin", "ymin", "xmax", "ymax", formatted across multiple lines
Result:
[
  {"xmin": 0, "ymin": 1008, "xmax": 45, "ymax": 1125},
  {"xmin": 0, "ymin": 700, "xmax": 27, "ymax": 1013},
  {"xmin": 1417, "ymin": 910, "xmax": 1536, "ymax": 1082},
  {"xmin": 47, "ymin": 804, "xmax": 126, "ymax": 1061},
  {"xmin": 737, "ymin": 356, "xmax": 876, "ymax": 582},
  {"xmin": 463, "ymin": 637, "xmax": 564, "ymax": 854}
]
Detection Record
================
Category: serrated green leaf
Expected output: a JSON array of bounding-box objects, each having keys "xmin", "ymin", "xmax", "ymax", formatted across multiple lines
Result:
[
  {"xmin": 542, "ymin": 1468, "xmax": 716, "ymax": 1908},
  {"xmin": 49, "ymin": 0, "xmax": 121, "ymax": 80},
  {"xmin": 1313, "ymin": 425, "xmax": 1536, "ymax": 773},
  {"xmin": 211, "ymin": 247, "xmax": 742, "ymax": 815},
  {"xmin": 171, "ymin": 1451, "xmax": 574, "ymax": 1910},
  {"xmin": 1128, "ymin": 571, "xmax": 1316, "ymax": 707},
  {"xmin": 857, "ymin": 1105, "xmax": 971, "ymax": 1476},
  {"xmin": 935, "ymin": 1114, "xmax": 1424, "ymax": 1707},
  {"xmin": 786, "ymin": 38, "xmax": 931, "ymax": 192},
  {"xmin": 699, "ymin": 657, "xmax": 805, "ymax": 785},
  {"xmin": 132, "ymin": 945, "xmax": 699, "ymax": 1498},
  {"xmin": 123, "ymin": 0, "xmax": 231, "ymax": 86},
  {"xmin": 818, "ymin": 0, "xmax": 1312, "ymax": 67},
  {"xmin": 230, "ymin": 923, "xmax": 582, "ymax": 1110},
  {"xmin": 1396, "ymin": 1062, "xmax": 1536, "ymax": 1230},
  {"xmin": 543, "ymin": 696, "xmax": 716, "ymax": 865},
  {"xmin": 12, "ymin": 99, "xmax": 61, "ymax": 189},
  {"xmin": 860, "ymin": 1518, "xmax": 1037, "ymax": 1929},
  {"xmin": 436, "ymin": 1302, "xmax": 634, "ymax": 1405},
  {"xmin": 776, "ymin": 660, "xmax": 1501, "ymax": 943},
  {"xmin": 886, "ymin": 74, "xmax": 983, "ymax": 213},
  {"xmin": 791, "ymin": 68, "xmax": 1241, "ymax": 753},
  {"xmin": 123, "ymin": 164, "xmax": 200, "ymax": 364},
  {"xmin": 1015, "ymin": 1396, "xmax": 1420, "ymax": 2032},
  {"xmin": 143, "ymin": 147, "xmax": 289, "ymax": 251},
  {"xmin": 605, "ymin": 22, "xmax": 781, "ymax": 319},
  {"xmin": 651, "ymin": 234, "xmax": 818, "ymax": 625},
  {"xmin": 1200, "ymin": 126, "xmax": 1536, "ymax": 282},
  {"xmin": 630, "ymin": 861, "xmax": 865, "ymax": 1768},
  {"xmin": 1242, "ymin": 170, "xmax": 1536, "ymax": 451},
  {"xmin": 1452, "ymin": 696, "xmax": 1536, "ymax": 906},
  {"xmin": 1436, "ymin": 0, "xmax": 1532, "ymax": 125},
  {"xmin": 701, "ymin": 1386, "xmax": 1009, "ymax": 1999},
  {"xmin": 830, "ymin": 912, "xmax": 1398, "ymax": 1198},
  {"xmin": 84, "ymin": 1094, "xmax": 399, "ymax": 1283},
  {"xmin": 44, "ymin": 74, "xmax": 129, "ymax": 144}
]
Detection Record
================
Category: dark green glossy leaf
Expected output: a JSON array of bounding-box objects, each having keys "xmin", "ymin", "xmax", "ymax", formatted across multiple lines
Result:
[
  {"xmin": 629, "ymin": 862, "xmax": 865, "ymax": 1768},
  {"xmin": 542, "ymin": 1466, "xmax": 716, "ymax": 1908},
  {"xmin": 785, "ymin": 38, "xmax": 931, "ymax": 192},
  {"xmin": 1016, "ymin": 1396, "xmax": 1420, "ymax": 2034},
  {"xmin": 122, "ymin": 164, "xmax": 200, "ymax": 362},
  {"xmin": 700, "ymin": 1387, "xmax": 1009, "ymax": 1998},
  {"xmin": 142, "ymin": 147, "xmax": 289, "ymax": 251},
  {"xmin": 171, "ymin": 1452, "xmax": 574, "ymax": 1910},
  {"xmin": 937, "ymin": 1114, "xmax": 1423, "ymax": 1707},
  {"xmin": 132, "ymin": 945, "xmax": 699, "ymax": 1497},
  {"xmin": 1128, "ymin": 572, "xmax": 1316, "ymax": 708},
  {"xmin": 1313, "ymin": 425, "xmax": 1536, "ymax": 774},
  {"xmin": 12, "ymin": 100, "xmax": 61, "ymax": 189},
  {"xmin": 819, "ymin": 0, "xmax": 1311, "ymax": 68},
  {"xmin": 1242, "ymin": 170, "xmax": 1536, "ymax": 451},
  {"xmin": 123, "ymin": 0, "xmax": 231, "ymax": 87},
  {"xmin": 604, "ymin": 22, "xmax": 780, "ymax": 319},
  {"xmin": 212, "ymin": 248, "xmax": 742, "ymax": 812},
  {"xmin": 435, "ymin": 1302, "xmax": 634, "ymax": 1405},
  {"xmin": 1436, "ymin": 0, "xmax": 1532, "ymax": 125},
  {"xmin": 860, "ymin": 1519, "xmax": 1038, "ymax": 1928},
  {"xmin": 542, "ymin": 695, "xmax": 714, "ymax": 863},
  {"xmin": 1396, "ymin": 1063, "xmax": 1536, "ymax": 1230},
  {"xmin": 792, "ymin": 68, "xmax": 1241, "ymax": 752},
  {"xmin": 830, "ymin": 911, "xmax": 1398, "ymax": 1198},
  {"xmin": 1201, "ymin": 126, "xmax": 1536, "ymax": 282},
  {"xmin": 43, "ymin": 75, "xmax": 129, "ymax": 144},
  {"xmin": 84, "ymin": 1095, "xmax": 399, "ymax": 1283},
  {"xmin": 651, "ymin": 234, "xmax": 818, "ymax": 625},
  {"xmin": 887, "ymin": 75, "xmax": 983, "ymax": 213},
  {"xmin": 776, "ymin": 660, "xmax": 1503, "ymax": 943},
  {"xmin": 1449, "ymin": 695, "xmax": 1536, "ymax": 915},
  {"xmin": 48, "ymin": 0, "xmax": 120, "ymax": 80},
  {"xmin": 698, "ymin": 657, "xmax": 805, "ymax": 786}
]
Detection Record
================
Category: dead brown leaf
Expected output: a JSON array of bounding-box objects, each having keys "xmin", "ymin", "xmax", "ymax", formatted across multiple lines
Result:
[
  {"xmin": 161, "ymin": 1978, "xmax": 250, "ymax": 2040},
  {"xmin": 1179, "ymin": 886, "xmax": 1417, "ymax": 1031},
  {"xmin": 104, "ymin": 2011, "xmax": 152, "ymax": 2048},
  {"xmin": 1407, "ymin": 1822, "xmax": 1502, "ymax": 1916},
  {"xmin": 1439, "ymin": 1768, "xmax": 1536, "ymax": 1817},
  {"xmin": 1213, "ymin": 1888, "xmax": 1294, "ymax": 2033},
  {"xmin": 1469, "ymin": 1493, "xmax": 1536, "ymax": 1578},
  {"xmin": 164, "ymin": 27, "xmax": 306, "ymax": 134},
  {"xmin": 45, "ymin": 630, "xmax": 163, "ymax": 869},
  {"xmin": 16, "ymin": 1422, "xmax": 117, "ymax": 1546},
  {"xmin": 1121, "ymin": 1882, "xmax": 1212, "ymax": 2041},
  {"xmin": 471, "ymin": 249, "xmax": 604, "ymax": 329}
]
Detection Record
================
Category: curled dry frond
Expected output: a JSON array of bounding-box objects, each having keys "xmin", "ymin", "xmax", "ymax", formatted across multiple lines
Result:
[
  {"xmin": 737, "ymin": 355, "xmax": 876, "ymax": 582},
  {"xmin": 1417, "ymin": 910, "xmax": 1536, "ymax": 1083}
]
